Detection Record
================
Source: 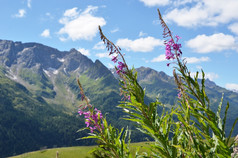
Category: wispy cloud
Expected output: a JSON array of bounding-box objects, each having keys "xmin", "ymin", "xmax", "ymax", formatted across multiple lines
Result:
[
  {"xmin": 184, "ymin": 57, "xmax": 210, "ymax": 64},
  {"xmin": 27, "ymin": 0, "xmax": 32, "ymax": 8},
  {"xmin": 172, "ymin": 0, "xmax": 194, "ymax": 7},
  {"xmin": 116, "ymin": 37, "xmax": 163, "ymax": 52},
  {"xmin": 110, "ymin": 28, "xmax": 119, "ymax": 33},
  {"xmin": 14, "ymin": 9, "xmax": 26, "ymax": 18},
  {"xmin": 93, "ymin": 41, "xmax": 106, "ymax": 50},
  {"xmin": 225, "ymin": 83, "xmax": 238, "ymax": 92},
  {"xmin": 186, "ymin": 33, "xmax": 237, "ymax": 53},
  {"xmin": 139, "ymin": 0, "xmax": 170, "ymax": 6},
  {"xmin": 151, "ymin": 54, "xmax": 166, "ymax": 62},
  {"xmin": 139, "ymin": 31, "xmax": 147, "ymax": 37},
  {"xmin": 151, "ymin": 55, "xmax": 210, "ymax": 64},
  {"xmin": 58, "ymin": 6, "xmax": 106, "ymax": 41},
  {"xmin": 78, "ymin": 48, "xmax": 90, "ymax": 56},
  {"xmin": 228, "ymin": 23, "xmax": 238, "ymax": 35},
  {"xmin": 95, "ymin": 52, "xmax": 110, "ymax": 58},
  {"xmin": 40, "ymin": 29, "xmax": 50, "ymax": 38},
  {"xmin": 190, "ymin": 71, "xmax": 219, "ymax": 81},
  {"xmin": 108, "ymin": 63, "xmax": 114, "ymax": 68}
]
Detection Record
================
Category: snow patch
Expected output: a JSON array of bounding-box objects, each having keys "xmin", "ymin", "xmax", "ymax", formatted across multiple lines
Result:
[
  {"xmin": 63, "ymin": 68, "xmax": 67, "ymax": 74},
  {"xmin": 5, "ymin": 69, "xmax": 18, "ymax": 80},
  {"xmin": 74, "ymin": 67, "xmax": 80, "ymax": 72},
  {"xmin": 43, "ymin": 67, "xmax": 59, "ymax": 76},
  {"xmin": 43, "ymin": 69, "xmax": 51, "ymax": 77},
  {"xmin": 22, "ymin": 47, "xmax": 31, "ymax": 52},
  {"xmin": 57, "ymin": 58, "xmax": 65, "ymax": 62},
  {"xmin": 5, "ymin": 73, "xmax": 18, "ymax": 80},
  {"xmin": 53, "ymin": 70, "xmax": 58, "ymax": 75}
]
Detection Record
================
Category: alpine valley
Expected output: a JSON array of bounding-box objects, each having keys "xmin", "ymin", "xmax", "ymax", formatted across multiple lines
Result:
[{"xmin": 0, "ymin": 39, "xmax": 237, "ymax": 157}]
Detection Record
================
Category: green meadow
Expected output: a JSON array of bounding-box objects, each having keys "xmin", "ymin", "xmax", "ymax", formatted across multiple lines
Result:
[{"xmin": 10, "ymin": 142, "xmax": 150, "ymax": 158}]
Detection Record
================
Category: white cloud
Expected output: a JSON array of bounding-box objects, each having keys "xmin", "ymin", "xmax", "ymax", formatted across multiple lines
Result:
[
  {"xmin": 111, "ymin": 28, "xmax": 119, "ymax": 33},
  {"xmin": 186, "ymin": 33, "xmax": 237, "ymax": 53},
  {"xmin": 184, "ymin": 57, "xmax": 210, "ymax": 64},
  {"xmin": 59, "ymin": 37, "xmax": 67, "ymax": 42},
  {"xmin": 225, "ymin": 83, "xmax": 238, "ymax": 92},
  {"xmin": 108, "ymin": 63, "xmax": 114, "ymax": 68},
  {"xmin": 203, "ymin": 72, "xmax": 219, "ymax": 81},
  {"xmin": 139, "ymin": 0, "xmax": 170, "ymax": 6},
  {"xmin": 190, "ymin": 71, "xmax": 219, "ymax": 81},
  {"xmin": 95, "ymin": 53, "xmax": 110, "ymax": 58},
  {"xmin": 40, "ymin": 29, "xmax": 50, "ymax": 38},
  {"xmin": 165, "ymin": 4, "xmax": 211, "ymax": 27},
  {"xmin": 93, "ymin": 41, "xmax": 106, "ymax": 50},
  {"xmin": 62, "ymin": 7, "xmax": 79, "ymax": 18},
  {"xmin": 58, "ymin": 6, "xmax": 106, "ymax": 41},
  {"xmin": 46, "ymin": 12, "xmax": 53, "ymax": 18},
  {"xmin": 173, "ymin": 0, "xmax": 194, "ymax": 6},
  {"xmin": 151, "ymin": 54, "xmax": 166, "ymax": 62},
  {"xmin": 139, "ymin": 31, "xmax": 147, "ymax": 37},
  {"xmin": 228, "ymin": 23, "xmax": 238, "ymax": 35},
  {"xmin": 14, "ymin": 9, "xmax": 26, "ymax": 18},
  {"xmin": 27, "ymin": 0, "xmax": 31, "ymax": 8},
  {"xmin": 78, "ymin": 48, "xmax": 90, "ymax": 56},
  {"xmin": 151, "ymin": 55, "xmax": 210, "ymax": 63},
  {"xmin": 196, "ymin": 65, "xmax": 203, "ymax": 70},
  {"xmin": 116, "ymin": 36, "xmax": 163, "ymax": 52},
  {"xmin": 164, "ymin": 0, "xmax": 238, "ymax": 27}
]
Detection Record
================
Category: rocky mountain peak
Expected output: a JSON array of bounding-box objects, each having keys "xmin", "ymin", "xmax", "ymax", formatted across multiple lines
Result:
[{"xmin": 136, "ymin": 66, "xmax": 172, "ymax": 83}]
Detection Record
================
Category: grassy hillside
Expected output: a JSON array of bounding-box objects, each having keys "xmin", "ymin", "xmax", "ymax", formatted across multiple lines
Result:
[
  {"xmin": 11, "ymin": 138, "xmax": 236, "ymax": 158},
  {"xmin": 10, "ymin": 142, "xmax": 151, "ymax": 158},
  {"xmin": 0, "ymin": 67, "xmax": 91, "ymax": 157},
  {"xmin": 10, "ymin": 146, "xmax": 95, "ymax": 158}
]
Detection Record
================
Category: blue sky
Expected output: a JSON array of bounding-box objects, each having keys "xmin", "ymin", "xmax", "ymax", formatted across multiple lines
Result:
[{"xmin": 0, "ymin": 0, "xmax": 238, "ymax": 91}]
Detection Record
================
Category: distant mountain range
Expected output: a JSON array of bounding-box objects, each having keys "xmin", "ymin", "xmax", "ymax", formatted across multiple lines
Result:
[{"xmin": 0, "ymin": 39, "xmax": 237, "ymax": 157}]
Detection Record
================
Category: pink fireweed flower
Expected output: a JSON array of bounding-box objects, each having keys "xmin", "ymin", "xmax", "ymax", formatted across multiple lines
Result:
[
  {"xmin": 127, "ymin": 95, "xmax": 131, "ymax": 101},
  {"xmin": 78, "ymin": 108, "xmax": 104, "ymax": 133},
  {"xmin": 111, "ymin": 56, "xmax": 118, "ymax": 63},
  {"xmin": 175, "ymin": 35, "xmax": 181, "ymax": 42},
  {"xmin": 85, "ymin": 119, "xmax": 90, "ymax": 127},
  {"xmin": 178, "ymin": 91, "xmax": 182, "ymax": 99},
  {"xmin": 118, "ymin": 62, "xmax": 125, "ymax": 70},
  {"xmin": 165, "ymin": 49, "xmax": 175, "ymax": 60},
  {"xmin": 172, "ymin": 43, "xmax": 181, "ymax": 51},
  {"xmin": 164, "ymin": 36, "xmax": 182, "ymax": 66},
  {"xmin": 117, "ymin": 61, "xmax": 126, "ymax": 74},
  {"xmin": 78, "ymin": 109, "xmax": 84, "ymax": 115}
]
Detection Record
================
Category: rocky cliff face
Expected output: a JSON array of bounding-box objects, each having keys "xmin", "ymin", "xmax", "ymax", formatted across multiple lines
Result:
[{"xmin": 0, "ymin": 39, "xmax": 118, "ymax": 111}]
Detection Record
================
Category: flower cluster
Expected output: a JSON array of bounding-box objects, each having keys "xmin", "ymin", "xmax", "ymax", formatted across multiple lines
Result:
[
  {"xmin": 78, "ymin": 108, "xmax": 103, "ymax": 133},
  {"xmin": 165, "ymin": 36, "xmax": 182, "ymax": 61},
  {"xmin": 77, "ymin": 79, "xmax": 104, "ymax": 133},
  {"xmin": 107, "ymin": 46, "xmax": 127, "ymax": 74},
  {"xmin": 99, "ymin": 26, "xmax": 127, "ymax": 75}
]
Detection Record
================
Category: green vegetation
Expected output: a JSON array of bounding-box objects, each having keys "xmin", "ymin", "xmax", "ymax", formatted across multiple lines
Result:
[
  {"xmin": 18, "ymin": 68, "xmax": 56, "ymax": 98},
  {"xmin": 74, "ymin": 12, "xmax": 238, "ymax": 157},
  {"xmin": 10, "ymin": 146, "xmax": 95, "ymax": 158},
  {"xmin": 10, "ymin": 142, "xmax": 151, "ymax": 158},
  {"xmin": 0, "ymin": 66, "xmax": 91, "ymax": 158}
]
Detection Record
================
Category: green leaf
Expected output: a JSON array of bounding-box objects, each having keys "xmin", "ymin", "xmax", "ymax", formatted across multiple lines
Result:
[
  {"xmin": 76, "ymin": 127, "xmax": 88, "ymax": 132},
  {"xmin": 222, "ymin": 102, "xmax": 229, "ymax": 138},
  {"xmin": 227, "ymin": 117, "xmax": 238, "ymax": 145}
]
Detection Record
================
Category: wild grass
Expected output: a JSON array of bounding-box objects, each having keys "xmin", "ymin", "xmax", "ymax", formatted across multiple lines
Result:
[{"xmin": 10, "ymin": 142, "xmax": 151, "ymax": 158}]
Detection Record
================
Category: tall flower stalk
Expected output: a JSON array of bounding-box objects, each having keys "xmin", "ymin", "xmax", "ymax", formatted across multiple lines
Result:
[
  {"xmin": 77, "ymin": 79, "xmax": 132, "ymax": 158},
  {"xmin": 77, "ymin": 9, "xmax": 238, "ymax": 158}
]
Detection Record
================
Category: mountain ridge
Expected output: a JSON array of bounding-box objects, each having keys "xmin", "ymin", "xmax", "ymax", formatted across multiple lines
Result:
[{"xmin": 0, "ymin": 39, "xmax": 237, "ymax": 157}]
